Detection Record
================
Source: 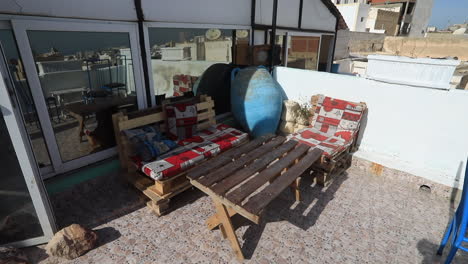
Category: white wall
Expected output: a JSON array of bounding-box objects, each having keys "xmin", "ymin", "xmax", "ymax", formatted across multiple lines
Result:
[
  {"xmin": 142, "ymin": 0, "xmax": 251, "ymax": 26},
  {"xmin": 335, "ymin": 3, "xmax": 370, "ymax": 32},
  {"xmin": 274, "ymin": 66, "xmax": 468, "ymax": 189},
  {"xmin": 355, "ymin": 4, "xmax": 370, "ymax": 32},
  {"xmin": 336, "ymin": 4, "xmax": 358, "ymax": 31}
]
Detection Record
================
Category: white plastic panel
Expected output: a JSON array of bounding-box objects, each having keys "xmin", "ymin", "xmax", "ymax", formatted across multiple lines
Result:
[
  {"xmin": 301, "ymin": 0, "xmax": 336, "ymax": 32},
  {"xmin": 255, "ymin": 0, "xmax": 274, "ymax": 25},
  {"xmin": 277, "ymin": 0, "xmax": 301, "ymax": 28},
  {"xmin": 256, "ymin": 0, "xmax": 336, "ymax": 32},
  {"xmin": 255, "ymin": 0, "xmax": 301, "ymax": 28},
  {"xmin": 366, "ymin": 55, "xmax": 460, "ymax": 90},
  {"xmin": 0, "ymin": 0, "xmax": 137, "ymax": 21},
  {"xmin": 142, "ymin": 0, "xmax": 251, "ymax": 26}
]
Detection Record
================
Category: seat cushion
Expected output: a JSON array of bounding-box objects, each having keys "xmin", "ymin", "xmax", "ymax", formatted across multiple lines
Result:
[
  {"xmin": 290, "ymin": 95, "xmax": 365, "ymax": 157},
  {"xmin": 288, "ymin": 127, "xmax": 352, "ymax": 157},
  {"xmin": 310, "ymin": 95, "xmax": 365, "ymax": 141},
  {"xmin": 134, "ymin": 124, "xmax": 248, "ymax": 180}
]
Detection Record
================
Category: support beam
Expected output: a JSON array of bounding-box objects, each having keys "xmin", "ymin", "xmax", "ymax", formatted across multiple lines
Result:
[
  {"xmin": 298, "ymin": 0, "xmax": 304, "ymax": 29},
  {"xmin": 134, "ymin": 0, "xmax": 152, "ymax": 107},
  {"xmin": 269, "ymin": 0, "xmax": 278, "ymax": 68}
]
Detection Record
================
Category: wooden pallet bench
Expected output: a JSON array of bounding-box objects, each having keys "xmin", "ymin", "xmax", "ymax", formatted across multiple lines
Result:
[
  {"xmin": 187, "ymin": 135, "xmax": 323, "ymax": 260},
  {"xmin": 112, "ymin": 95, "xmax": 220, "ymax": 216}
]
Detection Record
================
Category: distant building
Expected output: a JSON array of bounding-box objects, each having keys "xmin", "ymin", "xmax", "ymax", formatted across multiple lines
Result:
[
  {"xmin": 331, "ymin": 0, "xmax": 433, "ymax": 36},
  {"xmin": 330, "ymin": 0, "xmax": 370, "ymax": 32},
  {"xmin": 368, "ymin": 0, "xmax": 433, "ymax": 37}
]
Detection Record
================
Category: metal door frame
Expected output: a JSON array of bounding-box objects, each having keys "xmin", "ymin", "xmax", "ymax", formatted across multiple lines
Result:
[
  {"xmin": 0, "ymin": 43, "xmax": 56, "ymax": 247},
  {"xmin": 11, "ymin": 18, "xmax": 147, "ymax": 178}
]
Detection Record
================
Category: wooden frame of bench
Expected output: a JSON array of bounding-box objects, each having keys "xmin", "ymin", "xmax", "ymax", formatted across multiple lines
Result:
[
  {"xmin": 187, "ymin": 135, "xmax": 323, "ymax": 260},
  {"xmin": 309, "ymin": 94, "xmax": 368, "ymax": 186},
  {"xmin": 111, "ymin": 95, "xmax": 217, "ymax": 216}
]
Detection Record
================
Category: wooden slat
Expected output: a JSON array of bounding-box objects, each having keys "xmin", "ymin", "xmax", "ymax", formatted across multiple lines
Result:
[
  {"xmin": 118, "ymin": 112, "xmax": 165, "ymax": 131},
  {"xmin": 187, "ymin": 134, "xmax": 275, "ymax": 180},
  {"xmin": 197, "ymin": 136, "xmax": 286, "ymax": 186},
  {"xmin": 243, "ymin": 148, "xmax": 323, "ymax": 215},
  {"xmin": 211, "ymin": 140, "xmax": 298, "ymax": 195},
  {"xmin": 226, "ymin": 144, "xmax": 310, "ymax": 204},
  {"xmin": 190, "ymin": 179, "xmax": 261, "ymax": 224},
  {"xmin": 197, "ymin": 100, "xmax": 215, "ymax": 111}
]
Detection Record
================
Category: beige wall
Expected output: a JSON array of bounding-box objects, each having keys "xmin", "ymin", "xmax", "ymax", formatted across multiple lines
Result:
[{"xmin": 383, "ymin": 37, "xmax": 468, "ymax": 61}]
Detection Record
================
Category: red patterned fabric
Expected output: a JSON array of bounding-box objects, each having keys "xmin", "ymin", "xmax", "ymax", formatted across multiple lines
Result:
[
  {"xmin": 135, "ymin": 124, "xmax": 248, "ymax": 180},
  {"xmin": 288, "ymin": 95, "xmax": 365, "ymax": 157},
  {"xmin": 172, "ymin": 74, "xmax": 199, "ymax": 97},
  {"xmin": 165, "ymin": 102, "xmax": 198, "ymax": 140}
]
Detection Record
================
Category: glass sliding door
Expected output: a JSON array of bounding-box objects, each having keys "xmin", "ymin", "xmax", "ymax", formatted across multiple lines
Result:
[
  {"xmin": 0, "ymin": 28, "xmax": 52, "ymax": 172},
  {"xmin": 145, "ymin": 23, "xmax": 250, "ymax": 103},
  {"xmin": 0, "ymin": 44, "xmax": 55, "ymax": 246},
  {"xmin": 12, "ymin": 19, "xmax": 146, "ymax": 177}
]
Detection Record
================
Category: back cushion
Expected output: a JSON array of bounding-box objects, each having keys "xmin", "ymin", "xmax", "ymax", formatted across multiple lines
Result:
[
  {"xmin": 311, "ymin": 95, "xmax": 365, "ymax": 142},
  {"xmin": 123, "ymin": 124, "xmax": 178, "ymax": 162},
  {"xmin": 164, "ymin": 101, "xmax": 198, "ymax": 140}
]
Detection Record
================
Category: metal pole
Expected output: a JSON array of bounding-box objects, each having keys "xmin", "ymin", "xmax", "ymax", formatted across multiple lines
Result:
[{"xmin": 269, "ymin": 0, "xmax": 279, "ymax": 68}]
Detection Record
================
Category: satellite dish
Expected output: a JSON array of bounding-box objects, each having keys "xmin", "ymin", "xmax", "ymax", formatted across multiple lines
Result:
[
  {"xmin": 236, "ymin": 30, "xmax": 249, "ymax": 39},
  {"xmin": 206, "ymin": 29, "xmax": 222, "ymax": 40}
]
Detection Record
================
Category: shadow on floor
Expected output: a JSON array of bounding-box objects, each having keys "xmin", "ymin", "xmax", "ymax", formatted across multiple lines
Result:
[
  {"xmin": 50, "ymin": 169, "xmax": 146, "ymax": 229},
  {"xmin": 236, "ymin": 169, "xmax": 349, "ymax": 259},
  {"xmin": 417, "ymin": 238, "xmax": 468, "ymax": 264}
]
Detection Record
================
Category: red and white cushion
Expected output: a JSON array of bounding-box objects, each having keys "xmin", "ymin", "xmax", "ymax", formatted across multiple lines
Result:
[
  {"xmin": 165, "ymin": 102, "xmax": 198, "ymax": 140},
  {"xmin": 289, "ymin": 95, "xmax": 365, "ymax": 157},
  {"xmin": 137, "ymin": 124, "xmax": 248, "ymax": 180}
]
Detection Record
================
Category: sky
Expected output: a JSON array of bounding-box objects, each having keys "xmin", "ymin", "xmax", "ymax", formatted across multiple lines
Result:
[{"xmin": 428, "ymin": 0, "xmax": 468, "ymax": 29}]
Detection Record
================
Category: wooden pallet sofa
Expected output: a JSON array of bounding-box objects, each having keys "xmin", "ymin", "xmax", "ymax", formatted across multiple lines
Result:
[
  {"xmin": 112, "ymin": 95, "xmax": 249, "ymax": 215},
  {"xmin": 288, "ymin": 94, "xmax": 367, "ymax": 186}
]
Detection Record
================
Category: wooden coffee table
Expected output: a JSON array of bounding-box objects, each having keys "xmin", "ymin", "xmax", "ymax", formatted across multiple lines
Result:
[{"xmin": 187, "ymin": 135, "xmax": 323, "ymax": 260}]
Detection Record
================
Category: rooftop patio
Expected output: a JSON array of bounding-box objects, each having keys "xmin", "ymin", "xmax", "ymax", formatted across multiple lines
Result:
[{"xmin": 22, "ymin": 159, "xmax": 468, "ymax": 263}]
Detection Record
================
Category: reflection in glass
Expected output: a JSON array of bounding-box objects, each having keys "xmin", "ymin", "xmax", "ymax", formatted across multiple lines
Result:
[
  {"xmin": 0, "ymin": 111, "xmax": 43, "ymax": 244},
  {"xmin": 287, "ymin": 36, "xmax": 320, "ymax": 71},
  {"xmin": 148, "ymin": 28, "xmax": 247, "ymax": 97},
  {"xmin": 0, "ymin": 29, "xmax": 52, "ymax": 167},
  {"xmin": 27, "ymin": 31, "xmax": 138, "ymax": 162}
]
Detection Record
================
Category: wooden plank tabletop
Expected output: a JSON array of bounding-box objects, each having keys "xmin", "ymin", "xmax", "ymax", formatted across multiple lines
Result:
[{"xmin": 189, "ymin": 135, "xmax": 323, "ymax": 224}]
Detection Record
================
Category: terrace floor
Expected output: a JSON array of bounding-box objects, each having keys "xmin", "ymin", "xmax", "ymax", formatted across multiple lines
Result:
[{"xmin": 24, "ymin": 161, "xmax": 468, "ymax": 263}]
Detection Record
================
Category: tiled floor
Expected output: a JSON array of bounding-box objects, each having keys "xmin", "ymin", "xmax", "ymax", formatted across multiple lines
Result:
[{"xmin": 24, "ymin": 164, "xmax": 468, "ymax": 263}]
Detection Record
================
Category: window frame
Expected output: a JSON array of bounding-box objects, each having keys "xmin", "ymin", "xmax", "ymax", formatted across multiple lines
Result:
[{"xmin": 143, "ymin": 22, "xmax": 251, "ymax": 104}]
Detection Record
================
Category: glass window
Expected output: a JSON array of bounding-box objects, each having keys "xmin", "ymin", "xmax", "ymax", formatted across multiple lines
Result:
[
  {"xmin": 287, "ymin": 35, "xmax": 320, "ymax": 71},
  {"xmin": 0, "ymin": 29, "xmax": 52, "ymax": 168},
  {"xmin": 0, "ymin": 110, "xmax": 43, "ymax": 244},
  {"xmin": 148, "ymin": 28, "xmax": 246, "ymax": 98},
  {"xmin": 26, "ymin": 31, "xmax": 138, "ymax": 162}
]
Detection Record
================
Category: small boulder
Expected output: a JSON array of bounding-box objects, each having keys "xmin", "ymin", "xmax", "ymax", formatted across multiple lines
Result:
[
  {"xmin": 0, "ymin": 247, "xmax": 29, "ymax": 264},
  {"xmin": 45, "ymin": 224, "xmax": 97, "ymax": 260}
]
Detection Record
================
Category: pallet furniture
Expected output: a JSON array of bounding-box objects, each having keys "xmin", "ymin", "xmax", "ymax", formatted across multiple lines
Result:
[
  {"xmin": 112, "ymin": 95, "xmax": 218, "ymax": 216},
  {"xmin": 289, "ymin": 94, "xmax": 367, "ymax": 186},
  {"xmin": 187, "ymin": 135, "xmax": 323, "ymax": 260}
]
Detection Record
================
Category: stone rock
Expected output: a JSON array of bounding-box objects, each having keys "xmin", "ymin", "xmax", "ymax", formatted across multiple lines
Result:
[
  {"xmin": 45, "ymin": 224, "xmax": 97, "ymax": 260},
  {"xmin": 294, "ymin": 124, "xmax": 307, "ymax": 133},
  {"xmin": 0, "ymin": 247, "xmax": 29, "ymax": 264},
  {"xmin": 278, "ymin": 120, "xmax": 296, "ymax": 135},
  {"xmin": 281, "ymin": 100, "xmax": 300, "ymax": 122}
]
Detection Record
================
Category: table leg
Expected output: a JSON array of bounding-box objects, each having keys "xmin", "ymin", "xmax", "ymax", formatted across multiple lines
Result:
[
  {"xmin": 206, "ymin": 207, "xmax": 237, "ymax": 230},
  {"xmin": 290, "ymin": 177, "xmax": 302, "ymax": 202},
  {"xmin": 213, "ymin": 200, "xmax": 244, "ymax": 260}
]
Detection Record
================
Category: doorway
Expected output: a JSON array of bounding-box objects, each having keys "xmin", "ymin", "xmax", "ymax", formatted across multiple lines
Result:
[
  {"xmin": 0, "ymin": 43, "xmax": 56, "ymax": 247},
  {"xmin": 10, "ymin": 18, "xmax": 147, "ymax": 179}
]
